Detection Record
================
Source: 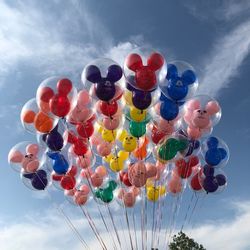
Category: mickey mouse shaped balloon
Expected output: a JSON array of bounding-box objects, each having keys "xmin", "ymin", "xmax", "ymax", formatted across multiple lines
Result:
[
  {"xmin": 183, "ymin": 95, "xmax": 221, "ymax": 140},
  {"xmin": 82, "ymin": 58, "xmax": 123, "ymax": 102},
  {"xmin": 8, "ymin": 142, "xmax": 44, "ymax": 173},
  {"xmin": 36, "ymin": 77, "xmax": 77, "ymax": 118},
  {"xmin": 124, "ymin": 47, "xmax": 167, "ymax": 91},
  {"xmin": 201, "ymin": 136, "xmax": 229, "ymax": 168},
  {"xmin": 160, "ymin": 61, "xmax": 198, "ymax": 103}
]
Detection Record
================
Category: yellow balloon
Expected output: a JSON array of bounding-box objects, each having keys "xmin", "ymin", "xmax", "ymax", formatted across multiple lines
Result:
[
  {"xmin": 146, "ymin": 185, "xmax": 166, "ymax": 202},
  {"xmin": 122, "ymin": 135, "xmax": 137, "ymax": 152},
  {"xmin": 110, "ymin": 156, "xmax": 124, "ymax": 172},
  {"xmin": 102, "ymin": 129, "xmax": 116, "ymax": 142},
  {"xmin": 123, "ymin": 90, "xmax": 133, "ymax": 106},
  {"xmin": 118, "ymin": 150, "xmax": 129, "ymax": 160},
  {"xmin": 130, "ymin": 107, "xmax": 147, "ymax": 122}
]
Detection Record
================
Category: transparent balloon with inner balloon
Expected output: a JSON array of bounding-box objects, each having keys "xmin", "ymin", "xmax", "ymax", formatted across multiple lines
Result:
[{"xmin": 36, "ymin": 76, "xmax": 77, "ymax": 119}]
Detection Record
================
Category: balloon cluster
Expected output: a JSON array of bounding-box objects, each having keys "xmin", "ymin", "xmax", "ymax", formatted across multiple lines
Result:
[{"xmin": 8, "ymin": 47, "xmax": 229, "ymax": 210}]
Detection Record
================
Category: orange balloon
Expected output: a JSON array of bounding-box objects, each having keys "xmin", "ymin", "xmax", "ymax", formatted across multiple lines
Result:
[
  {"xmin": 39, "ymin": 100, "xmax": 50, "ymax": 113},
  {"xmin": 133, "ymin": 136, "xmax": 149, "ymax": 160},
  {"xmin": 34, "ymin": 112, "xmax": 53, "ymax": 133},
  {"xmin": 22, "ymin": 110, "xmax": 36, "ymax": 123}
]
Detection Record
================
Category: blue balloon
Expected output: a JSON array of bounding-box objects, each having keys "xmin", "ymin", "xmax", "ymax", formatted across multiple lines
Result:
[
  {"xmin": 205, "ymin": 148, "xmax": 227, "ymax": 166},
  {"xmin": 31, "ymin": 170, "xmax": 48, "ymax": 190},
  {"xmin": 160, "ymin": 98, "xmax": 179, "ymax": 121},
  {"xmin": 207, "ymin": 137, "xmax": 219, "ymax": 149},
  {"xmin": 43, "ymin": 125, "xmax": 64, "ymax": 151},
  {"xmin": 47, "ymin": 152, "xmax": 69, "ymax": 174},
  {"xmin": 162, "ymin": 64, "xmax": 196, "ymax": 101}
]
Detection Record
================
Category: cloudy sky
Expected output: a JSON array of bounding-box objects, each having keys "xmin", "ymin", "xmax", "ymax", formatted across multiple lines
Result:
[{"xmin": 0, "ymin": 0, "xmax": 250, "ymax": 249}]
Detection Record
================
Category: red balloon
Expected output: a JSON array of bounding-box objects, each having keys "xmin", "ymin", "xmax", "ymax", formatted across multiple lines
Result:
[
  {"xmin": 175, "ymin": 159, "xmax": 192, "ymax": 179},
  {"xmin": 76, "ymin": 122, "xmax": 94, "ymax": 138},
  {"xmin": 61, "ymin": 175, "xmax": 76, "ymax": 190},
  {"xmin": 73, "ymin": 139, "xmax": 88, "ymax": 156},
  {"xmin": 99, "ymin": 101, "xmax": 118, "ymax": 116},
  {"xmin": 52, "ymin": 173, "xmax": 63, "ymax": 181},
  {"xmin": 57, "ymin": 78, "xmax": 72, "ymax": 96},
  {"xmin": 151, "ymin": 126, "xmax": 166, "ymax": 144},
  {"xmin": 190, "ymin": 173, "xmax": 202, "ymax": 191},
  {"xmin": 122, "ymin": 172, "xmax": 132, "ymax": 187},
  {"xmin": 39, "ymin": 87, "xmax": 54, "ymax": 102},
  {"xmin": 136, "ymin": 68, "xmax": 156, "ymax": 91},
  {"xmin": 67, "ymin": 165, "xmax": 78, "ymax": 177},
  {"xmin": 66, "ymin": 131, "xmax": 77, "ymax": 144},
  {"xmin": 188, "ymin": 156, "xmax": 199, "ymax": 168},
  {"xmin": 50, "ymin": 94, "xmax": 71, "ymax": 117}
]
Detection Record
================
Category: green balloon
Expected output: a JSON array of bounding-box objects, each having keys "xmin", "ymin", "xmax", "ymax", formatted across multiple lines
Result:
[
  {"xmin": 158, "ymin": 138, "xmax": 188, "ymax": 161},
  {"xmin": 94, "ymin": 180, "xmax": 117, "ymax": 203},
  {"xmin": 129, "ymin": 121, "xmax": 146, "ymax": 138},
  {"xmin": 107, "ymin": 180, "xmax": 117, "ymax": 191}
]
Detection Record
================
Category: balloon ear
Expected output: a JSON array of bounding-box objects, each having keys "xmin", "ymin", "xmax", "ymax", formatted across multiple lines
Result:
[
  {"xmin": 147, "ymin": 53, "xmax": 164, "ymax": 71},
  {"xmin": 77, "ymin": 90, "xmax": 91, "ymax": 107},
  {"xmin": 126, "ymin": 53, "xmax": 143, "ymax": 71},
  {"xmin": 9, "ymin": 150, "xmax": 24, "ymax": 163},
  {"xmin": 26, "ymin": 144, "xmax": 39, "ymax": 155},
  {"xmin": 66, "ymin": 131, "xmax": 78, "ymax": 144},
  {"xmin": 219, "ymin": 148, "xmax": 227, "ymax": 160},
  {"xmin": 206, "ymin": 101, "xmax": 220, "ymax": 115},
  {"xmin": 85, "ymin": 65, "xmax": 102, "ymax": 83},
  {"xmin": 106, "ymin": 65, "xmax": 123, "ymax": 82},
  {"xmin": 207, "ymin": 137, "xmax": 219, "ymax": 149},
  {"xmin": 167, "ymin": 64, "xmax": 178, "ymax": 80},
  {"xmin": 107, "ymin": 180, "xmax": 117, "ymax": 191},
  {"xmin": 118, "ymin": 129, "xmax": 128, "ymax": 142},
  {"xmin": 22, "ymin": 110, "xmax": 36, "ymax": 124},
  {"xmin": 181, "ymin": 70, "xmax": 196, "ymax": 85},
  {"xmin": 186, "ymin": 99, "xmax": 201, "ymax": 111},
  {"xmin": 177, "ymin": 139, "xmax": 188, "ymax": 151},
  {"xmin": 38, "ymin": 87, "xmax": 54, "ymax": 103}
]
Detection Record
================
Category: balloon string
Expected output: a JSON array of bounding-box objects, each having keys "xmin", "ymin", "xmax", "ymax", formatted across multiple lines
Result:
[
  {"xmin": 97, "ymin": 205, "xmax": 118, "ymax": 250},
  {"xmin": 152, "ymin": 195, "xmax": 162, "ymax": 248},
  {"xmin": 156, "ymin": 198, "xmax": 165, "ymax": 249},
  {"xmin": 124, "ymin": 206, "xmax": 134, "ymax": 250},
  {"xmin": 80, "ymin": 206, "xmax": 107, "ymax": 250},
  {"xmin": 180, "ymin": 192, "xmax": 194, "ymax": 232},
  {"xmin": 189, "ymin": 193, "xmax": 206, "ymax": 230},
  {"xmin": 140, "ymin": 193, "xmax": 145, "ymax": 250},
  {"xmin": 132, "ymin": 207, "xmax": 139, "ymax": 250},
  {"xmin": 150, "ymin": 181, "xmax": 156, "ymax": 249},
  {"xmin": 145, "ymin": 190, "xmax": 148, "ymax": 250},
  {"xmin": 106, "ymin": 204, "xmax": 122, "ymax": 248},
  {"xmin": 33, "ymin": 171, "xmax": 90, "ymax": 249}
]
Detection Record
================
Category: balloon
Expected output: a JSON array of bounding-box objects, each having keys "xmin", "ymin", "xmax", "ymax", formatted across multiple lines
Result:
[
  {"xmin": 42, "ymin": 125, "xmax": 64, "ymax": 151},
  {"xmin": 23, "ymin": 169, "xmax": 48, "ymax": 191},
  {"xmin": 132, "ymin": 90, "xmax": 152, "ymax": 110},
  {"xmin": 99, "ymin": 101, "xmax": 118, "ymax": 116},
  {"xmin": 130, "ymin": 107, "xmax": 147, "ymax": 122},
  {"xmin": 129, "ymin": 121, "xmax": 146, "ymax": 138},
  {"xmin": 95, "ymin": 180, "xmax": 117, "ymax": 203},
  {"xmin": 47, "ymin": 152, "xmax": 69, "ymax": 174},
  {"xmin": 160, "ymin": 98, "xmax": 179, "ymax": 121},
  {"xmin": 122, "ymin": 135, "xmax": 137, "ymax": 152},
  {"xmin": 158, "ymin": 138, "xmax": 188, "ymax": 161}
]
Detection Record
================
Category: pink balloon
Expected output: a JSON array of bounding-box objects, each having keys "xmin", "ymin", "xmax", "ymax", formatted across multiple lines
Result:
[
  {"xmin": 95, "ymin": 165, "xmax": 107, "ymax": 177},
  {"xmin": 90, "ymin": 134, "xmax": 102, "ymax": 146},
  {"xmin": 76, "ymin": 153, "xmax": 92, "ymax": 169},
  {"xmin": 145, "ymin": 163, "xmax": 157, "ymax": 178},
  {"xmin": 80, "ymin": 169, "xmax": 93, "ymax": 179},
  {"xmin": 206, "ymin": 101, "xmax": 220, "ymax": 115},
  {"xmin": 158, "ymin": 118, "xmax": 175, "ymax": 134},
  {"xmin": 8, "ymin": 150, "xmax": 23, "ymax": 163},
  {"xmin": 186, "ymin": 99, "xmax": 200, "ymax": 111},
  {"xmin": 74, "ymin": 192, "xmax": 88, "ymax": 205},
  {"xmin": 123, "ymin": 192, "xmax": 136, "ymax": 207},
  {"xmin": 65, "ymin": 189, "xmax": 76, "ymax": 197},
  {"xmin": 129, "ymin": 162, "xmax": 147, "ymax": 188},
  {"xmin": 97, "ymin": 142, "xmax": 112, "ymax": 157},
  {"xmin": 91, "ymin": 173, "xmax": 103, "ymax": 187},
  {"xmin": 187, "ymin": 127, "xmax": 201, "ymax": 140},
  {"xmin": 79, "ymin": 184, "xmax": 90, "ymax": 194},
  {"xmin": 102, "ymin": 116, "xmax": 120, "ymax": 130},
  {"xmin": 26, "ymin": 144, "xmax": 39, "ymax": 155},
  {"xmin": 167, "ymin": 177, "xmax": 182, "ymax": 194},
  {"xmin": 77, "ymin": 90, "xmax": 91, "ymax": 107},
  {"xmin": 118, "ymin": 188, "xmax": 125, "ymax": 199}
]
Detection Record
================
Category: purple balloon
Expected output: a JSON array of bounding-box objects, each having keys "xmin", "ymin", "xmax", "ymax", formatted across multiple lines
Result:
[
  {"xmin": 31, "ymin": 170, "xmax": 48, "ymax": 190},
  {"xmin": 216, "ymin": 174, "xmax": 226, "ymax": 186},
  {"xmin": 203, "ymin": 165, "xmax": 215, "ymax": 177},
  {"xmin": 95, "ymin": 81, "xmax": 116, "ymax": 101},
  {"xmin": 202, "ymin": 176, "xmax": 218, "ymax": 193},
  {"xmin": 132, "ymin": 90, "xmax": 152, "ymax": 110}
]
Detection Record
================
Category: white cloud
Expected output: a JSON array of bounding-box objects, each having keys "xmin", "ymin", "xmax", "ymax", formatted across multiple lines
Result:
[
  {"xmin": 0, "ymin": 0, "xmax": 140, "ymax": 88},
  {"xmin": 197, "ymin": 20, "xmax": 250, "ymax": 97},
  {"xmin": 0, "ymin": 200, "xmax": 250, "ymax": 250},
  {"xmin": 188, "ymin": 200, "xmax": 250, "ymax": 250}
]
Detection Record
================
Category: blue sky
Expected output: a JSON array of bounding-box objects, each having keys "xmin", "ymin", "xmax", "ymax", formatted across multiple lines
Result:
[{"xmin": 0, "ymin": 0, "xmax": 250, "ymax": 249}]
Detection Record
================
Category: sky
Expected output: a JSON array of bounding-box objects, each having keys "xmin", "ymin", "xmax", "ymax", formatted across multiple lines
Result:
[{"xmin": 0, "ymin": 0, "xmax": 250, "ymax": 249}]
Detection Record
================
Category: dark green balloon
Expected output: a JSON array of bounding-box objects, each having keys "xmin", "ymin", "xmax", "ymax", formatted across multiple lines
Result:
[
  {"xmin": 129, "ymin": 121, "xmax": 146, "ymax": 138},
  {"xmin": 94, "ymin": 180, "xmax": 117, "ymax": 203},
  {"xmin": 158, "ymin": 138, "xmax": 188, "ymax": 161}
]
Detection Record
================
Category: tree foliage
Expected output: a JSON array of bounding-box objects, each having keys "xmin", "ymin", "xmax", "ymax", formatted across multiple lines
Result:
[{"xmin": 169, "ymin": 231, "xmax": 205, "ymax": 250}]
